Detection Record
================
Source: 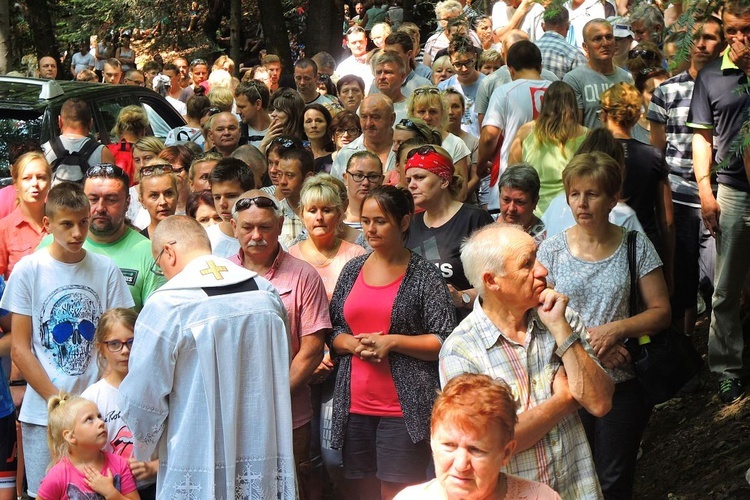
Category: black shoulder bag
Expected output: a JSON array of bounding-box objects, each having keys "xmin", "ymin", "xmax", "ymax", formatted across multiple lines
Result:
[{"xmin": 626, "ymin": 231, "xmax": 704, "ymax": 406}]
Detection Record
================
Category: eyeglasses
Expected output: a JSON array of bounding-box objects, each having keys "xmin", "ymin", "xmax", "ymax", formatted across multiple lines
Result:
[
  {"xmin": 140, "ymin": 164, "xmax": 184, "ymax": 177},
  {"xmin": 406, "ymin": 145, "xmax": 439, "ymax": 160},
  {"xmin": 345, "ymin": 170, "xmax": 384, "ymax": 183},
  {"xmin": 102, "ymin": 338, "xmax": 134, "ymax": 353},
  {"xmin": 397, "ymin": 118, "xmax": 419, "ymax": 131},
  {"xmin": 628, "ymin": 49, "xmax": 660, "ymax": 61},
  {"xmin": 124, "ymin": 78, "xmax": 146, "ymax": 86},
  {"xmin": 190, "ymin": 58, "xmax": 207, "ymax": 67},
  {"xmin": 150, "ymin": 240, "xmax": 177, "ymax": 276},
  {"xmin": 452, "ymin": 59, "xmax": 476, "ymax": 70},
  {"xmin": 335, "ymin": 127, "xmax": 361, "ymax": 136},
  {"xmin": 413, "ymin": 87, "xmax": 441, "ymax": 96},
  {"xmin": 86, "ymin": 164, "xmax": 130, "ymax": 184},
  {"xmin": 234, "ymin": 196, "xmax": 279, "ymax": 212}
]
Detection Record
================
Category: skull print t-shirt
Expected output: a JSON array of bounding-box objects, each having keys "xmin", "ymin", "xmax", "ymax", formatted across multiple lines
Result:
[{"xmin": 0, "ymin": 248, "xmax": 134, "ymax": 426}]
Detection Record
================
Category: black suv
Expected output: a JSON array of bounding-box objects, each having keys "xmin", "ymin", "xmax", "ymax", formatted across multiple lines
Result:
[{"xmin": 0, "ymin": 76, "xmax": 186, "ymax": 176}]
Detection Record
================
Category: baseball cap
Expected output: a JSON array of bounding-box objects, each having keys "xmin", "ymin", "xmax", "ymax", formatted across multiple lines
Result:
[{"xmin": 608, "ymin": 17, "xmax": 634, "ymax": 39}]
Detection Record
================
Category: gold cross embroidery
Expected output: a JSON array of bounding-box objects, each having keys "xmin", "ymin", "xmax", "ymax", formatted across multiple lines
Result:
[{"xmin": 200, "ymin": 260, "xmax": 228, "ymax": 280}]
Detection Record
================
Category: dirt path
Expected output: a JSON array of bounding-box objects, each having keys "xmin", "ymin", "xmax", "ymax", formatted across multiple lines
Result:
[{"xmin": 633, "ymin": 317, "xmax": 750, "ymax": 499}]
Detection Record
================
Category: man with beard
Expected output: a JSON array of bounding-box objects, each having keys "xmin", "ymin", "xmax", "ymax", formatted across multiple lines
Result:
[{"xmin": 38, "ymin": 164, "xmax": 165, "ymax": 311}]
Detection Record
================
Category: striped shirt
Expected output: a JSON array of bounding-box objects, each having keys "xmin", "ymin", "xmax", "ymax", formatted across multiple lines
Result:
[
  {"xmin": 646, "ymin": 71, "xmax": 701, "ymax": 206},
  {"xmin": 439, "ymin": 304, "xmax": 603, "ymax": 500},
  {"xmin": 535, "ymin": 31, "xmax": 588, "ymax": 81}
]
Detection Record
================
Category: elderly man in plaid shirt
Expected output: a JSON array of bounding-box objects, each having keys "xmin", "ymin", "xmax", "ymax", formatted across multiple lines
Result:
[
  {"xmin": 439, "ymin": 224, "xmax": 614, "ymax": 499},
  {"xmin": 535, "ymin": 7, "xmax": 587, "ymax": 80}
]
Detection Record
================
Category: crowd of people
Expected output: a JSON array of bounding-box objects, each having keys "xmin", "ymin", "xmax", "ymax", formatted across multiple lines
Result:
[{"xmin": 1, "ymin": 0, "xmax": 749, "ymax": 498}]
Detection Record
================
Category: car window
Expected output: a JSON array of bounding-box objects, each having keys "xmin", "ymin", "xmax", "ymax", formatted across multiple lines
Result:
[
  {"xmin": 142, "ymin": 102, "xmax": 172, "ymax": 139},
  {"xmin": 91, "ymin": 96, "xmax": 137, "ymax": 144},
  {"xmin": 0, "ymin": 115, "xmax": 44, "ymax": 177}
]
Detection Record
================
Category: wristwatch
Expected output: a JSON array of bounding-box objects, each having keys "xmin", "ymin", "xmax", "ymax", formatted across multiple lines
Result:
[
  {"xmin": 461, "ymin": 292, "xmax": 471, "ymax": 307},
  {"xmin": 555, "ymin": 331, "xmax": 581, "ymax": 358}
]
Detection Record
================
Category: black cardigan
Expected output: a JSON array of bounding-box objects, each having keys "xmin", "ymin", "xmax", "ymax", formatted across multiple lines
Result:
[{"xmin": 327, "ymin": 251, "xmax": 457, "ymax": 448}]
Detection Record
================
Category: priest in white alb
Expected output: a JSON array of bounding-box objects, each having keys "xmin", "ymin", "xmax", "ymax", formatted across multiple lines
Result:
[{"xmin": 119, "ymin": 215, "xmax": 296, "ymax": 499}]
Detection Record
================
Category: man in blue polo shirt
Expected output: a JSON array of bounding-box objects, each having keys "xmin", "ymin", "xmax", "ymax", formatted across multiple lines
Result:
[{"xmin": 687, "ymin": 1, "xmax": 750, "ymax": 405}]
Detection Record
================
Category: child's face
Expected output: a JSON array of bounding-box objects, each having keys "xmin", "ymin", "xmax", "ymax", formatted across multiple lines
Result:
[
  {"xmin": 69, "ymin": 401, "xmax": 107, "ymax": 450},
  {"xmin": 100, "ymin": 323, "xmax": 134, "ymax": 379},
  {"xmin": 44, "ymin": 208, "xmax": 90, "ymax": 257},
  {"xmin": 211, "ymin": 181, "xmax": 245, "ymax": 222},
  {"xmin": 480, "ymin": 62, "xmax": 500, "ymax": 75}
]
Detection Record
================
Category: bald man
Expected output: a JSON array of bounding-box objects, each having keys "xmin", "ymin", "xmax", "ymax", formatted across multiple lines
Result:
[
  {"xmin": 38, "ymin": 56, "xmax": 58, "ymax": 79},
  {"xmin": 208, "ymin": 112, "xmax": 242, "ymax": 157},
  {"xmin": 119, "ymin": 215, "xmax": 296, "ymax": 499},
  {"xmin": 331, "ymin": 94, "xmax": 397, "ymax": 179}
]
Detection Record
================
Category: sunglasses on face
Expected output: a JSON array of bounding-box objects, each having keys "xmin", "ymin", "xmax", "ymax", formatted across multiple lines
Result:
[
  {"xmin": 85, "ymin": 164, "xmax": 130, "ymax": 184},
  {"xmin": 628, "ymin": 49, "xmax": 660, "ymax": 61},
  {"xmin": 234, "ymin": 196, "xmax": 279, "ymax": 212}
]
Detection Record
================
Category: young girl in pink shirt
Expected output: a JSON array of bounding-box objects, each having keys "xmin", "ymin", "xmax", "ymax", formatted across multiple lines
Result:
[{"xmin": 37, "ymin": 392, "xmax": 138, "ymax": 500}]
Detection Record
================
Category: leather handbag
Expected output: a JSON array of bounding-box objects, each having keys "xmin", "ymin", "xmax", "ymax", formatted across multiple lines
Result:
[{"xmin": 625, "ymin": 231, "xmax": 704, "ymax": 406}]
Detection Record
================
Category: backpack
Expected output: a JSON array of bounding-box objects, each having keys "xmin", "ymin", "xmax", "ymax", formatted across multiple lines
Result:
[
  {"xmin": 106, "ymin": 140, "xmax": 135, "ymax": 186},
  {"xmin": 49, "ymin": 136, "xmax": 100, "ymax": 184}
]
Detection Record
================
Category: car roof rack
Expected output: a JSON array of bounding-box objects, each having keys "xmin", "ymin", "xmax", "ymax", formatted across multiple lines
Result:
[{"xmin": 0, "ymin": 77, "xmax": 64, "ymax": 99}]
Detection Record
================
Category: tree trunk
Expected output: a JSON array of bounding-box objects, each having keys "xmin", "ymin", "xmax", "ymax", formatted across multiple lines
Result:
[
  {"xmin": 23, "ymin": 0, "xmax": 60, "ymax": 73},
  {"xmin": 229, "ymin": 0, "xmax": 241, "ymax": 75},
  {"xmin": 304, "ymin": 0, "xmax": 345, "ymax": 60},
  {"xmin": 0, "ymin": 0, "xmax": 9, "ymax": 74},
  {"xmin": 257, "ymin": 0, "xmax": 292, "ymax": 71},
  {"xmin": 203, "ymin": 0, "xmax": 227, "ymax": 44},
  {"xmin": 403, "ymin": 0, "xmax": 415, "ymax": 22}
]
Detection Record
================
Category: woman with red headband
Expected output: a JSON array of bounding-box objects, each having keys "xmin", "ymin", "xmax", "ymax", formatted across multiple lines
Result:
[{"xmin": 404, "ymin": 145, "xmax": 493, "ymax": 319}]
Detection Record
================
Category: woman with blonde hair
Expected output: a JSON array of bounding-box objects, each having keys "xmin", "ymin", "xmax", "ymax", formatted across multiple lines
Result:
[
  {"xmin": 0, "ymin": 151, "xmax": 51, "ymax": 278},
  {"xmin": 600, "ymin": 82, "xmax": 673, "ymax": 265},
  {"xmin": 137, "ymin": 159, "xmax": 179, "ymax": 239},
  {"xmin": 109, "ymin": 105, "xmax": 151, "ymax": 183},
  {"xmin": 127, "ymin": 136, "xmax": 165, "ymax": 225},
  {"xmin": 431, "ymin": 55, "xmax": 455, "ymax": 85},
  {"xmin": 290, "ymin": 174, "xmax": 366, "ymax": 300},
  {"xmin": 509, "ymin": 81, "xmax": 588, "ymax": 214},
  {"xmin": 407, "ymin": 86, "xmax": 470, "ymax": 198},
  {"xmin": 207, "ymin": 86, "xmax": 234, "ymax": 112}
]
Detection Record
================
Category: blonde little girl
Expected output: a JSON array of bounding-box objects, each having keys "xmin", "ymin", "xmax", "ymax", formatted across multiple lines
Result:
[
  {"xmin": 81, "ymin": 308, "xmax": 157, "ymax": 500},
  {"xmin": 37, "ymin": 391, "xmax": 138, "ymax": 499}
]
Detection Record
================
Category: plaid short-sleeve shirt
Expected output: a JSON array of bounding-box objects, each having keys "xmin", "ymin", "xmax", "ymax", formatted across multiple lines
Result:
[{"xmin": 440, "ymin": 304, "xmax": 603, "ymax": 500}]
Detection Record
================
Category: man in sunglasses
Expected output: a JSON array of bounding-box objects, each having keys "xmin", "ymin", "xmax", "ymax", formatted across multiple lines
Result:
[
  {"xmin": 229, "ymin": 191, "xmax": 330, "ymax": 498},
  {"xmin": 120, "ymin": 215, "xmax": 296, "ymax": 499}
]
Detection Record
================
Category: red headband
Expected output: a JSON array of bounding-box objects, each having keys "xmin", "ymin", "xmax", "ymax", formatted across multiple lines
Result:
[{"xmin": 404, "ymin": 149, "xmax": 454, "ymax": 182}]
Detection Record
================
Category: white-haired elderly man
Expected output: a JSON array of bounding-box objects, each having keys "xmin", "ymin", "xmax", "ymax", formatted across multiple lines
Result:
[{"xmin": 439, "ymin": 224, "xmax": 613, "ymax": 499}]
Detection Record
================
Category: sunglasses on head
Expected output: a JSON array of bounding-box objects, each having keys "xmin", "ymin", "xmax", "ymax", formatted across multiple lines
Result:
[
  {"xmin": 398, "ymin": 118, "xmax": 419, "ymax": 131},
  {"xmin": 85, "ymin": 164, "xmax": 130, "ymax": 184},
  {"xmin": 190, "ymin": 58, "xmax": 207, "ymax": 67},
  {"xmin": 234, "ymin": 196, "xmax": 279, "ymax": 212},
  {"xmin": 346, "ymin": 26, "xmax": 365, "ymax": 35},
  {"xmin": 406, "ymin": 145, "xmax": 439, "ymax": 160},
  {"xmin": 628, "ymin": 49, "xmax": 660, "ymax": 61},
  {"xmin": 140, "ymin": 164, "xmax": 180, "ymax": 177},
  {"xmin": 270, "ymin": 137, "xmax": 300, "ymax": 149},
  {"xmin": 413, "ymin": 87, "xmax": 441, "ymax": 96}
]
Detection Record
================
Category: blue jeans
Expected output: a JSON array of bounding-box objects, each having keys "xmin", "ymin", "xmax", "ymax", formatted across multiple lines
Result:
[
  {"xmin": 709, "ymin": 185, "xmax": 750, "ymax": 379},
  {"xmin": 579, "ymin": 379, "xmax": 652, "ymax": 500}
]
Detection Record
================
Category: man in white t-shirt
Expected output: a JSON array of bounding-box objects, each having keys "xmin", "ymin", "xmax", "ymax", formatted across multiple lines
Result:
[
  {"xmin": 159, "ymin": 63, "xmax": 188, "ymax": 115},
  {"xmin": 338, "ymin": 27, "xmax": 374, "ymax": 93},
  {"xmin": 492, "ymin": 0, "xmax": 546, "ymax": 42},
  {"xmin": 477, "ymin": 40, "xmax": 552, "ymax": 213},
  {"xmin": 71, "ymin": 41, "xmax": 95, "ymax": 76},
  {"xmin": 206, "ymin": 158, "xmax": 256, "ymax": 258}
]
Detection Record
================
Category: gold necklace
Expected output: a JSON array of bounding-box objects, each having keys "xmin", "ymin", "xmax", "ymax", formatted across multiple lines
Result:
[{"xmin": 305, "ymin": 239, "xmax": 340, "ymax": 267}]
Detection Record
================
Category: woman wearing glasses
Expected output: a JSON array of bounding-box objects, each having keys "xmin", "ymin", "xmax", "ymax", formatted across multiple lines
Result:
[
  {"xmin": 407, "ymin": 86, "xmax": 471, "ymax": 200},
  {"xmin": 405, "ymin": 146, "xmax": 493, "ymax": 319},
  {"xmin": 137, "ymin": 160, "xmax": 179, "ymax": 239},
  {"xmin": 330, "ymin": 111, "xmax": 363, "ymax": 164},
  {"xmin": 328, "ymin": 185, "xmax": 456, "ymax": 500},
  {"xmin": 303, "ymin": 104, "xmax": 336, "ymax": 173}
]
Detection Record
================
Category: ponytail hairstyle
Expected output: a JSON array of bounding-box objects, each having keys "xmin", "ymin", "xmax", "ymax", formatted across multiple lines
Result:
[{"xmin": 47, "ymin": 392, "xmax": 93, "ymax": 465}]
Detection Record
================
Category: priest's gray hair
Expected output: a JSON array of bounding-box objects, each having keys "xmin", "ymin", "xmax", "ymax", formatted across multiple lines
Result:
[{"xmin": 152, "ymin": 215, "xmax": 211, "ymax": 253}]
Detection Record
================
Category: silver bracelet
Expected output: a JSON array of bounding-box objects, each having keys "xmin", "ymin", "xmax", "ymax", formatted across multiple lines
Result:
[{"xmin": 555, "ymin": 331, "xmax": 580, "ymax": 358}]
